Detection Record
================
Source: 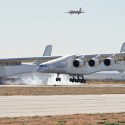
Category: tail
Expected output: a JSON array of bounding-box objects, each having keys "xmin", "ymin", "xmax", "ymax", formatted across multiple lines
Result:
[
  {"xmin": 79, "ymin": 8, "xmax": 82, "ymax": 12},
  {"xmin": 120, "ymin": 42, "xmax": 125, "ymax": 52},
  {"xmin": 43, "ymin": 45, "xmax": 52, "ymax": 56},
  {"xmin": 35, "ymin": 45, "xmax": 52, "ymax": 66}
]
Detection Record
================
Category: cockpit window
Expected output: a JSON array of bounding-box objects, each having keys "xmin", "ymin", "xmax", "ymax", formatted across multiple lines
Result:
[{"xmin": 40, "ymin": 65, "xmax": 46, "ymax": 67}]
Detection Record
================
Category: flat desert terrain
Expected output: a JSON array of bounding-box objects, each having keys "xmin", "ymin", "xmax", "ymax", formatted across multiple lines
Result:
[
  {"xmin": 0, "ymin": 81, "xmax": 125, "ymax": 125},
  {"xmin": 0, "ymin": 81, "xmax": 125, "ymax": 95},
  {"xmin": 0, "ymin": 113, "xmax": 125, "ymax": 125}
]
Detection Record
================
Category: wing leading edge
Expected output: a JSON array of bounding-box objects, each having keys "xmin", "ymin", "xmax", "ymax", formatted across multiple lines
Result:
[{"xmin": 0, "ymin": 45, "xmax": 61, "ymax": 66}]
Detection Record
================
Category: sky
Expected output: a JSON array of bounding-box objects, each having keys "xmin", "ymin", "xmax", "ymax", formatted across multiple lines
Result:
[{"xmin": 0, "ymin": 0, "xmax": 125, "ymax": 58}]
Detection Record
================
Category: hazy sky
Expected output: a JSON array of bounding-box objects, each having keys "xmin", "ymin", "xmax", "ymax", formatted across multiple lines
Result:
[{"xmin": 0, "ymin": 0, "xmax": 125, "ymax": 58}]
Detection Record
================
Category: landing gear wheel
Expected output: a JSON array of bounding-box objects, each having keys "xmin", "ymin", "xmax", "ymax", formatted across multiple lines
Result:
[
  {"xmin": 56, "ymin": 78, "xmax": 58, "ymax": 81},
  {"xmin": 79, "ymin": 79, "xmax": 82, "ymax": 83},
  {"xmin": 81, "ymin": 79, "xmax": 84, "ymax": 83},
  {"xmin": 69, "ymin": 78, "xmax": 72, "ymax": 82},
  {"xmin": 59, "ymin": 78, "xmax": 61, "ymax": 81},
  {"xmin": 83, "ymin": 79, "xmax": 86, "ymax": 83},
  {"xmin": 69, "ymin": 75, "xmax": 86, "ymax": 83},
  {"xmin": 56, "ymin": 74, "xmax": 61, "ymax": 82},
  {"xmin": 56, "ymin": 78, "xmax": 61, "ymax": 82}
]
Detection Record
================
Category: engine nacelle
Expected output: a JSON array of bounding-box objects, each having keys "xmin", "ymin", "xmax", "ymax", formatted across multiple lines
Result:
[
  {"xmin": 104, "ymin": 58, "xmax": 115, "ymax": 66},
  {"xmin": 73, "ymin": 59, "xmax": 85, "ymax": 68},
  {"xmin": 88, "ymin": 59, "xmax": 100, "ymax": 67}
]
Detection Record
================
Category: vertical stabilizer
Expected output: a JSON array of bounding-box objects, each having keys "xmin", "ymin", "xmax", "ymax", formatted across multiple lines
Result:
[
  {"xmin": 79, "ymin": 8, "xmax": 82, "ymax": 12},
  {"xmin": 43, "ymin": 45, "xmax": 52, "ymax": 56},
  {"xmin": 35, "ymin": 45, "xmax": 52, "ymax": 66},
  {"xmin": 120, "ymin": 42, "xmax": 125, "ymax": 52}
]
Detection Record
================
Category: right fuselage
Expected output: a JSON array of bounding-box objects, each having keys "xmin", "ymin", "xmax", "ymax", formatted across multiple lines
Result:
[{"xmin": 37, "ymin": 55, "xmax": 125, "ymax": 75}]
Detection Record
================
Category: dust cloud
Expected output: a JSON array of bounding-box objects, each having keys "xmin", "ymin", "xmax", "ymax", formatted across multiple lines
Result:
[{"xmin": 11, "ymin": 73, "xmax": 82, "ymax": 85}]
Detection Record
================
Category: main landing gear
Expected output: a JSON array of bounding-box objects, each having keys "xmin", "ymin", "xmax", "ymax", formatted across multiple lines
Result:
[
  {"xmin": 69, "ymin": 75, "xmax": 86, "ymax": 83},
  {"xmin": 55, "ymin": 74, "xmax": 86, "ymax": 83}
]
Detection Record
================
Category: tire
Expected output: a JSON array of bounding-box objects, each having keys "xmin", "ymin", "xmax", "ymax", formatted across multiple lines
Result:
[
  {"xmin": 56, "ymin": 78, "xmax": 58, "ymax": 81},
  {"xmin": 74, "ymin": 78, "xmax": 77, "ymax": 82},
  {"xmin": 69, "ymin": 78, "xmax": 72, "ymax": 82},
  {"xmin": 59, "ymin": 78, "xmax": 61, "ymax": 81},
  {"xmin": 72, "ymin": 78, "xmax": 75, "ymax": 82},
  {"xmin": 81, "ymin": 79, "xmax": 84, "ymax": 83},
  {"xmin": 84, "ymin": 79, "xmax": 86, "ymax": 83}
]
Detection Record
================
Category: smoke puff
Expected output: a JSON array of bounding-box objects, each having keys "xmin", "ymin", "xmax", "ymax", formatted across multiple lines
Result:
[{"xmin": 5, "ymin": 73, "xmax": 82, "ymax": 85}]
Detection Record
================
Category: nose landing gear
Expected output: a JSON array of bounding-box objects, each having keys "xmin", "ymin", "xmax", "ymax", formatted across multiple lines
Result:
[{"xmin": 56, "ymin": 73, "xmax": 61, "ymax": 81}]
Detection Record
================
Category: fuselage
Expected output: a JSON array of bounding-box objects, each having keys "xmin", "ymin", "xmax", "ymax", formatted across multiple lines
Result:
[{"xmin": 37, "ymin": 55, "xmax": 125, "ymax": 75}]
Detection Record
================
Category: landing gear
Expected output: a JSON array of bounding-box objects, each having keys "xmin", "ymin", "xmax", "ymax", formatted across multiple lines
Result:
[
  {"xmin": 55, "ymin": 74, "xmax": 86, "ymax": 83},
  {"xmin": 56, "ymin": 73, "xmax": 61, "ymax": 82},
  {"xmin": 69, "ymin": 75, "xmax": 86, "ymax": 83},
  {"xmin": 56, "ymin": 78, "xmax": 61, "ymax": 81}
]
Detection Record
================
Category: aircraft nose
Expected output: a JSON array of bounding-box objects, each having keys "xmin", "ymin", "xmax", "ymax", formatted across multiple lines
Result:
[{"xmin": 37, "ymin": 64, "xmax": 49, "ymax": 73}]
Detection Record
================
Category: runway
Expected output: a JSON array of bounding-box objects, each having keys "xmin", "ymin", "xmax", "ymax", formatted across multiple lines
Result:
[
  {"xmin": 0, "ymin": 94, "xmax": 125, "ymax": 117},
  {"xmin": 1, "ymin": 83, "xmax": 125, "ymax": 87}
]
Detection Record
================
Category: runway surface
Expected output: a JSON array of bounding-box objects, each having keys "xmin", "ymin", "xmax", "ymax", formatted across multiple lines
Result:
[
  {"xmin": 1, "ymin": 83, "xmax": 125, "ymax": 87},
  {"xmin": 0, "ymin": 94, "xmax": 125, "ymax": 117}
]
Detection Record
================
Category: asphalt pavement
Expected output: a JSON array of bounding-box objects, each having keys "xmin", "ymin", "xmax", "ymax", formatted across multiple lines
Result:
[{"xmin": 0, "ymin": 94, "xmax": 125, "ymax": 117}]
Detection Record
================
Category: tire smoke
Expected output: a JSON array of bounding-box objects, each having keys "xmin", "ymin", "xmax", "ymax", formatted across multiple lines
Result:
[{"xmin": 5, "ymin": 73, "xmax": 82, "ymax": 85}]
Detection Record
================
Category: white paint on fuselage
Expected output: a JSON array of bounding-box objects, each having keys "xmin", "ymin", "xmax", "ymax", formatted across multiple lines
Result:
[
  {"xmin": 0, "ymin": 66, "xmax": 6, "ymax": 78},
  {"xmin": 0, "ymin": 64, "xmax": 37, "ymax": 78},
  {"xmin": 38, "ymin": 55, "xmax": 125, "ymax": 75}
]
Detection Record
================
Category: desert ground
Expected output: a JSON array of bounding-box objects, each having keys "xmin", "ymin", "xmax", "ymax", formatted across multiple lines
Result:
[
  {"xmin": 0, "ymin": 81, "xmax": 125, "ymax": 125},
  {"xmin": 0, "ymin": 113, "xmax": 125, "ymax": 125},
  {"xmin": 0, "ymin": 81, "xmax": 125, "ymax": 95}
]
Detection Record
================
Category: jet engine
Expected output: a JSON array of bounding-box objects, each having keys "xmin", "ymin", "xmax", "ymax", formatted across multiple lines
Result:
[
  {"xmin": 88, "ymin": 59, "xmax": 100, "ymax": 67},
  {"xmin": 104, "ymin": 58, "xmax": 115, "ymax": 66},
  {"xmin": 73, "ymin": 59, "xmax": 85, "ymax": 68}
]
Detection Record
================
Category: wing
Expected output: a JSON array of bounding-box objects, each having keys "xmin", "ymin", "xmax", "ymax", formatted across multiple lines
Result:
[
  {"xmin": 81, "ymin": 12, "xmax": 85, "ymax": 13},
  {"xmin": 0, "ymin": 56, "xmax": 61, "ymax": 66},
  {"xmin": 76, "ymin": 53, "xmax": 125, "ymax": 67},
  {"xmin": 77, "ymin": 54, "xmax": 112, "ymax": 61},
  {"xmin": 107, "ymin": 53, "xmax": 125, "ymax": 60}
]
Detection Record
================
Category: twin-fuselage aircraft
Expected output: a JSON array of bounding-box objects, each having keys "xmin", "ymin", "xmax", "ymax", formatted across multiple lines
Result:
[
  {"xmin": 37, "ymin": 43, "xmax": 125, "ymax": 83},
  {"xmin": 1, "ymin": 43, "xmax": 125, "ymax": 84}
]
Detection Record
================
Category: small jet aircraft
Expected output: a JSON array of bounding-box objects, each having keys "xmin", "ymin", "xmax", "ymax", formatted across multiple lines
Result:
[
  {"xmin": 65, "ymin": 8, "xmax": 85, "ymax": 15},
  {"xmin": 37, "ymin": 42, "xmax": 125, "ymax": 83}
]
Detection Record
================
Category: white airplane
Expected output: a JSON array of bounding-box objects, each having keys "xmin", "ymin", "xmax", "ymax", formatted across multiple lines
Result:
[
  {"xmin": 37, "ymin": 42, "xmax": 125, "ymax": 83},
  {"xmin": 0, "ymin": 45, "xmax": 61, "ymax": 81},
  {"xmin": 65, "ymin": 8, "xmax": 85, "ymax": 15}
]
